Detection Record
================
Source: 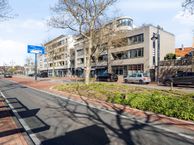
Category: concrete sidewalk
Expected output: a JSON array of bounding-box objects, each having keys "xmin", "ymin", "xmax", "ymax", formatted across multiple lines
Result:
[
  {"xmin": 4, "ymin": 76, "xmax": 194, "ymax": 140},
  {"xmin": 0, "ymin": 96, "xmax": 29, "ymax": 145}
]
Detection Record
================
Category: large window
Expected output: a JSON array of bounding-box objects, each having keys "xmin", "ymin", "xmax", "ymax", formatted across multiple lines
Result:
[
  {"xmin": 112, "ymin": 65, "xmax": 143, "ymax": 76},
  {"xmin": 112, "ymin": 38, "xmax": 128, "ymax": 48},
  {"xmin": 98, "ymin": 54, "xmax": 108, "ymax": 62},
  {"xmin": 117, "ymin": 18, "xmax": 133, "ymax": 27},
  {"xmin": 112, "ymin": 34, "xmax": 144, "ymax": 48},
  {"xmin": 77, "ymin": 58, "xmax": 84, "ymax": 65},
  {"xmin": 128, "ymin": 64, "xmax": 144, "ymax": 74},
  {"xmin": 128, "ymin": 34, "xmax": 144, "ymax": 45},
  {"xmin": 130, "ymin": 49, "xmax": 137, "ymax": 58},
  {"xmin": 57, "ymin": 40, "xmax": 65, "ymax": 46},
  {"xmin": 112, "ymin": 52, "xmax": 128, "ymax": 60},
  {"xmin": 59, "ymin": 61, "xmax": 64, "ymax": 66},
  {"xmin": 77, "ymin": 49, "xmax": 84, "ymax": 56},
  {"xmin": 112, "ymin": 66, "xmax": 124, "ymax": 75},
  {"xmin": 128, "ymin": 48, "xmax": 144, "ymax": 58},
  {"xmin": 112, "ymin": 48, "xmax": 144, "ymax": 60}
]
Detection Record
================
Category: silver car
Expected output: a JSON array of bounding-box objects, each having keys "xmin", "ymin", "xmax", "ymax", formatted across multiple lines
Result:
[{"xmin": 124, "ymin": 73, "xmax": 151, "ymax": 84}]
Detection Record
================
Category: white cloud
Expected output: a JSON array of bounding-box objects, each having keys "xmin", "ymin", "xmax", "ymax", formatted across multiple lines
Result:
[
  {"xmin": 0, "ymin": 39, "xmax": 26, "ymax": 66},
  {"xmin": 20, "ymin": 19, "xmax": 46, "ymax": 30},
  {"xmin": 0, "ymin": 19, "xmax": 47, "ymax": 33},
  {"xmin": 176, "ymin": 33, "xmax": 193, "ymax": 47},
  {"xmin": 0, "ymin": 18, "xmax": 62, "ymax": 66},
  {"xmin": 173, "ymin": 11, "xmax": 194, "ymax": 26}
]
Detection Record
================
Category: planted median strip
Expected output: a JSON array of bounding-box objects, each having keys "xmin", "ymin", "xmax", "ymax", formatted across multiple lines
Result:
[{"xmin": 54, "ymin": 83, "xmax": 194, "ymax": 121}]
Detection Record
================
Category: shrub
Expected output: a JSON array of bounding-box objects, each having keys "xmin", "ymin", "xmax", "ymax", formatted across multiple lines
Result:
[{"xmin": 54, "ymin": 83, "xmax": 194, "ymax": 121}]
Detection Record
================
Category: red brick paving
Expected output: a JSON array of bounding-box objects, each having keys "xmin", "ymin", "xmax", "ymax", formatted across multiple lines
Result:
[{"xmin": 0, "ymin": 99, "xmax": 28, "ymax": 145}]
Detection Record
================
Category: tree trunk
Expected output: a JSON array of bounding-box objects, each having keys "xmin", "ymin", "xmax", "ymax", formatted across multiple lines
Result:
[
  {"xmin": 107, "ymin": 41, "xmax": 112, "ymax": 73},
  {"xmin": 52, "ymin": 59, "xmax": 55, "ymax": 77},
  {"xmin": 52, "ymin": 67, "xmax": 55, "ymax": 77},
  {"xmin": 84, "ymin": 38, "xmax": 92, "ymax": 85},
  {"xmin": 85, "ymin": 65, "xmax": 90, "ymax": 84},
  {"xmin": 52, "ymin": 53, "xmax": 56, "ymax": 77}
]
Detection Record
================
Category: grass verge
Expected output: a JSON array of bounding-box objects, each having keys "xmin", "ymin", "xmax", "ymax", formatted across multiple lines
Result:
[{"xmin": 54, "ymin": 83, "xmax": 194, "ymax": 121}]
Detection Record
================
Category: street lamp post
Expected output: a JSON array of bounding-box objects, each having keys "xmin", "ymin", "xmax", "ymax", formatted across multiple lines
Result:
[
  {"xmin": 192, "ymin": 50, "xmax": 194, "ymax": 72},
  {"xmin": 151, "ymin": 25, "xmax": 161, "ymax": 85}
]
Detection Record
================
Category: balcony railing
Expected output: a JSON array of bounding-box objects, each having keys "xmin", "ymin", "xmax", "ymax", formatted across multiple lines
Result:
[{"xmin": 160, "ymin": 57, "xmax": 192, "ymax": 66}]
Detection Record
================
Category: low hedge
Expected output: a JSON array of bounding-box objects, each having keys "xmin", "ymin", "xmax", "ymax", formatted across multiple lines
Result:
[
  {"xmin": 54, "ymin": 83, "xmax": 194, "ymax": 121},
  {"xmin": 108, "ymin": 92, "xmax": 194, "ymax": 121}
]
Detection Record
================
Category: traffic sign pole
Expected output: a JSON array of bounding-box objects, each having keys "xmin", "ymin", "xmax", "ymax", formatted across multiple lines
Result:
[
  {"xmin": 27, "ymin": 45, "xmax": 45, "ymax": 81},
  {"xmin": 35, "ymin": 53, "xmax": 37, "ymax": 81}
]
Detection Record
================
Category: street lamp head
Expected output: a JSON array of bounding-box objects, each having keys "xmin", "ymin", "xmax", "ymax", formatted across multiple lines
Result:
[
  {"xmin": 157, "ymin": 25, "xmax": 161, "ymax": 29},
  {"xmin": 151, "ymin": 33, "xmax": 158, "ymax": 41},
  {"xmin": 151, "ymin": 36, "xmax": 156, "ymax": 41}
]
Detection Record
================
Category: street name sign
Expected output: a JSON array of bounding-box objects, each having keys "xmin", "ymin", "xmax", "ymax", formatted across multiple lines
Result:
[{"xmin": 27, "ymin": 45, "xmax": 45, "ymax": 54}]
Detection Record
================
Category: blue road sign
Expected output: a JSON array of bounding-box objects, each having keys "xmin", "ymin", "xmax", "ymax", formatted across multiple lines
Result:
[{"xmin": 27, "ymin": 45, "xmax": 45, "ymax": 54}]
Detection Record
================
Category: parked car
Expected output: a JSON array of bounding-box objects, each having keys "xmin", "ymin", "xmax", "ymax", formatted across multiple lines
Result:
[
  {"xmin": 163, "ymin": 72, "xmax": 194, "ymax": 86},
  {"xmin": 4, "ymin": 73, "xmax": 12, "ymax": 78},
  {"xmin": 28, "ymin": 73, "xmax": 35, "ymax": 77},
  {"xmin": 124, "ymin": 73, "xmax": 151, "ymax": 84},
  {"xmin": 37, "ymin": 72, "xmax": 48, "ymax": 78},
  {"xmin": 96, "ymin": 73, "xmax": 118, "ymax": 82}
]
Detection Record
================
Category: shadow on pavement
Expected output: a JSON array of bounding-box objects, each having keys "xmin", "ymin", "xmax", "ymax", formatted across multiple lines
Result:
[
  {"xmin": 40, "ymin": 96, "xmax": 194, "ymax": 145},
  {"xmin": 0, "ymin": 96, "xmax": 25, "ymax": 138},
  {"xmin": 0, "ymin": 96, "xmax": 50, "ymax": 140},
  {"xmin": 0, "ymin": 82, "xmax": 28, "ymax": 92},
  {"xmin": 0, "ymin": 128, "xmax": 25, "ymax": 138},
  {"xmin": 0, "ymin": 109, "xmax": 14, "ymax": 118},
  {"xmin": 41, "ymin": 125, "xmax": 110, "ymax": 145},
  {"xmin": 1, "ymin": 80, "xmax": 194, "ymax": 144},
  {"xmin": 6, "ymin": 97, "xmax": 50, "ymax": 134}
]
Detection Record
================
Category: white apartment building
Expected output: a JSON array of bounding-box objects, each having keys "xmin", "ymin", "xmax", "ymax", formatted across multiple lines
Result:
[
  {"xmin": 24, "ymin": 57, "xmax": 35, "ymax": 75},
  {"xmin": 74, "ymin": 17, "xmax": 175, "ymax": 80},
  {"xmin": 37, "ymin": 53, "xmax": 47, "ymax": 72},
  {"xmin": 37, "ymin": 16, "xmax": 175, "ymax": 80},
  {"xmin": 38, "ymin": 35, "xmax": 75, "ymax": 77}
]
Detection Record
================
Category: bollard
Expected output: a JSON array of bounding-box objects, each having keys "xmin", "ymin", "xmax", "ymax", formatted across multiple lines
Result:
[{"xmin": 170, "ymin": 81, "xmax": 173, "ymax": 91}]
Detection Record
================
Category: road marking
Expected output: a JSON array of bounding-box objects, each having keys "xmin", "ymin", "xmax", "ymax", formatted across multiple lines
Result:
[
  {"xmin": 2, "ymin": 79, "xmax": 194, "ymax": 141},
  {"xmin": 0, "ymin": 91, "xmax": 41, "ymax": 145},
  {"xmin": 178, "ymin": 133, "xmax": 194, "ymax": 140}
]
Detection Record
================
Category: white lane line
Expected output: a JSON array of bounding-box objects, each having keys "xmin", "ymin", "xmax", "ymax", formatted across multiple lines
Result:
[
  {"xmin": 0, "ymin": 91, "xmax": 41, "ymax": 145},
  {"xmin": 178, "ymin": 133, "xmax": 194, "ymax": 140},
  {"xmin": 3, "ymin": 79, "xmax": 194, "ymax": 141}
]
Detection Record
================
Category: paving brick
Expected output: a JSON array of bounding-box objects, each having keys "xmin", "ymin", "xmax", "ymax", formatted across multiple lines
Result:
[{"xmin": 0, "ymin": 99, "xmax": 28, "ymax": 145}]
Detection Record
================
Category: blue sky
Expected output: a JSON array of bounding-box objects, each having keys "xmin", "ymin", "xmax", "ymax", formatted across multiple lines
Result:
[{"xmin": 0, "ymin": 0, "xmax": 193, "ymax": 66}]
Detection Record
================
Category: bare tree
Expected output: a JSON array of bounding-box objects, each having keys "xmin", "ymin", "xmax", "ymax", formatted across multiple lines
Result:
[
  {"xmin": 0, "ymin": 0, "xmax": 13, "ymax": 21},
  {"xmin": 91, "ymin": 21, "xmax": 120, "ymax": 73},
  {"xmin": 182, "ymin": 0, "xmax": 194, "ymax": 14},
  {"xmin": 48, "ymin": 0, "xmax": 117, "ymax": 84},
  {"xmin": 50, "ymin": 49, "xmax": 57, "ymax": 77}
]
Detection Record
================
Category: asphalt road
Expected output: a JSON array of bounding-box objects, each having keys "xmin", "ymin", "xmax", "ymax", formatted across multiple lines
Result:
[{"xmin": 0, "ymin": 79, "xmax": 193, "ymax": 145}]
